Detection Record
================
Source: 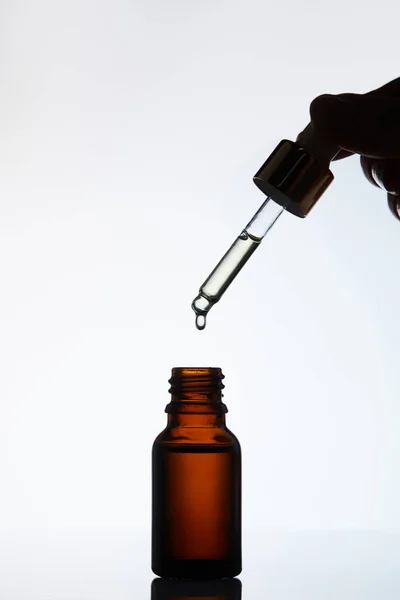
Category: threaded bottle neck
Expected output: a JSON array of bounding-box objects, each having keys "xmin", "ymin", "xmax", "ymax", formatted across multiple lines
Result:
[{"xmin": 166, "ymin": 367, "xmax": 227, "ymax": 414}]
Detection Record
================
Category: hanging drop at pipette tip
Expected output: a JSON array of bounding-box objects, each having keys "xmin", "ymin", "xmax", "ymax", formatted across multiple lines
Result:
[
  {"xmin": 192, "ymin": 294, "xmax": 211, "ymax": 330},
  {"xmin": 195, "ymin": 314, "xmax": 207, "ymax": 330}
]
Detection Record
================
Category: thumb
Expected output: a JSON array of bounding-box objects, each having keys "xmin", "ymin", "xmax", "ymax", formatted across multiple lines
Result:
[{"xmin": 310, "ymin": 93, "xmax": 400, "ymax": 159}]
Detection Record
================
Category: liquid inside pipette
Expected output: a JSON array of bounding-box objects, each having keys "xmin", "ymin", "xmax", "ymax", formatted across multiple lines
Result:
[{"xmin": 192, "ymin": 197, "xmax": 284, "ymax": 330}]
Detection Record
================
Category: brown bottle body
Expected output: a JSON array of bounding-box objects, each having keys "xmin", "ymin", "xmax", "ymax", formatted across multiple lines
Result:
[{"xmin": 152, "ymin": 368, "xmax": 242, "ymax": 579}]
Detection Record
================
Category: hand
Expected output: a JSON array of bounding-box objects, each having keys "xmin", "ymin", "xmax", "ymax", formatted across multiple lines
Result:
[{"xmin": 310, "ymin": 78, "xmax": 400, "ymax": 221}]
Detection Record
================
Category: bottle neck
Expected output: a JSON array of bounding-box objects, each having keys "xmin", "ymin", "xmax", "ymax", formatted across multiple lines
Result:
[
  {"xmin": 167, "ymin": 413, "xmax": 226, "ymax": 427},
  {"xmin": 165, "ymin": 367, "xmax": 228, "ymax": 428}
]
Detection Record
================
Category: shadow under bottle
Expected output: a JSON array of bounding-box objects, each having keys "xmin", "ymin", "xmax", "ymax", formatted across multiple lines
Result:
[{"xmin": 152, "ymin": 367, "xmax": 242, "ymax": 579}]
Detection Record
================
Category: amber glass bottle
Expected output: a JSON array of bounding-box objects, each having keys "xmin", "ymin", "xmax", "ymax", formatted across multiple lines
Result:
[
  {"xmin": 152, "ymin": 367, "xmax": 242, "ymax": 579},
  {"xmin": 151, "ymin": 577, "xmax": 242, "ymax": 600}
]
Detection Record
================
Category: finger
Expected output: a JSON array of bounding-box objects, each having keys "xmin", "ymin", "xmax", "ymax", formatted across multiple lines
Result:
[
  {"xmin": 387, "ymin": 194, "xmax": 400, "ymax": 221},
  {"xmin": 360, "ymin": 155, "xmax": 400, "ymax": 221},
  {"xmin": 361, "ymin": 157, "xmax": 400, "ymax": 195},
  {"xmin": 332, "ymin": 148, "xmax": 354, "ymax": 161},
  {"xmin": 367, "ymin": 76, "xmax": 400, "ymax": 98},
  {"xmin": 360, "ymin": 155, "xmax": 380, "ymax": 188},
  {"xmin": 310, "ymin": 93, "xmax": 400, "ymax": 159},
  {"xmin": 311, "ymin": 77, "xmax": 400, "ymax": 160}
]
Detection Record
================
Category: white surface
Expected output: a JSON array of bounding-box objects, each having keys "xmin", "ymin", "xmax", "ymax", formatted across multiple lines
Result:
[
  {"xmin": 0, "ymin": 529, "xmax": 398, "ymax": 599},
  {"xmin": 0, "ymin": 0, "xmax": 399, "ymax": 533}
]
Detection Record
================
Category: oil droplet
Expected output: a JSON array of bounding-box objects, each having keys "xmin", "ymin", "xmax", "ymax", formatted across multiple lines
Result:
[
  {"xmin": 239, "ymin": 230, "xmax": 249, "ymax": 240},
  {"xmin": 192, "ymin": 294, "xmax": 212, "ymax": 330},
  {"xmin": 195, "ymin": 314, "xmax": 206, "ymax": 330}
]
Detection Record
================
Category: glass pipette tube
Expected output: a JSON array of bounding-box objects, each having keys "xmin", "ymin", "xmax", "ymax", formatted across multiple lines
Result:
[{"xmin": 191, "ymin": 197, "xmax": 285, "ymax": 330}]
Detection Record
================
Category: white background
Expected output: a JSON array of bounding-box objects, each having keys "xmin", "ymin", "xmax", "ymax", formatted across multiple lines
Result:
[{"xmin": 0, "ymin": 0, "xmax": 399, "ymax": 541}]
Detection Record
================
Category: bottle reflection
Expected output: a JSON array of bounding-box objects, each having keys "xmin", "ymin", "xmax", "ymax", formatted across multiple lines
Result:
[{"xmin": 151, "ymin": 577, "xmax": 242, "ymax": 600}]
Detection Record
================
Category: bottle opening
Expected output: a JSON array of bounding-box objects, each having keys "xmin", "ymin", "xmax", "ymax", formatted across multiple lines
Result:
[
  {"xmin": 167, "ymin": 367, "xmax": 227, "ymax": 414},
  {"xmin": 169, "ymin": 367, "xmax": 225, "ymax": 393}
]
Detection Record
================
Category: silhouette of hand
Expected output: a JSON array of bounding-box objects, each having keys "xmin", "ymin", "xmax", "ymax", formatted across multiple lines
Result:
[{"xmin": 310, "ymin": 77, "xmax": 400, "ymax": 220}]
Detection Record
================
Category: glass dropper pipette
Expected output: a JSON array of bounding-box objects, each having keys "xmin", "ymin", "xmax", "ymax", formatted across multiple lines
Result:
[
  {"xmin": 191, "ymin": 197, "xmax": 285, "ymax": 330},
  {"xmin": 191, "ymin": 123, "xmax": 339, "ymax": 329}
]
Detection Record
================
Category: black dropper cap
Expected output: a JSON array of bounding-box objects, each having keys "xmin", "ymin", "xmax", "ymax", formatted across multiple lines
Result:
[{"xmin": 253, "ymin": 123, "xmax": 339, "ymax": 218}]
